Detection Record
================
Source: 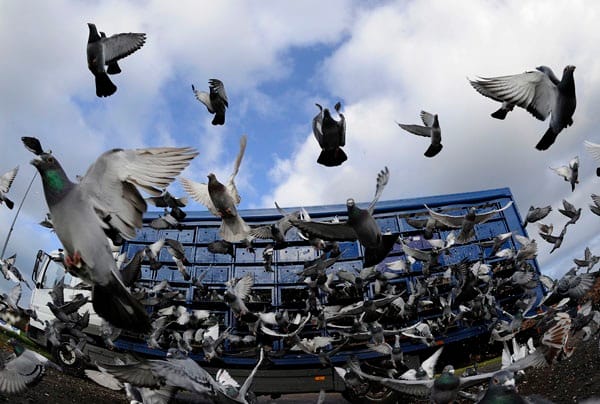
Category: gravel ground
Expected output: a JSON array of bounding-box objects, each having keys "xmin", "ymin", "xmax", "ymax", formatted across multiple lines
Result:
[{"xmin": 1, "ymin": 334, "xmax": 599, "ymax": 403}]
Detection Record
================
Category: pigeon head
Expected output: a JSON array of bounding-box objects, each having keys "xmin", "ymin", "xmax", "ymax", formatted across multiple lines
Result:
[
  {"xmin": 31, "ymin": 154, "xmax": 74, "ymax": 205},
  {"xmin": 346, "ymin": 198, "xmax": 355, "ymax": 209},
  {"xmin": 490, "ymin": 370, "xmax": 516, "ymax": 389}
]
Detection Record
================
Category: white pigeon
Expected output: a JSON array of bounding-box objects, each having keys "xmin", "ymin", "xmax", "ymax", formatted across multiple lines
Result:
[{"xmin": 550, "ymin": 156, "xmax": 579, "ymax": 191}]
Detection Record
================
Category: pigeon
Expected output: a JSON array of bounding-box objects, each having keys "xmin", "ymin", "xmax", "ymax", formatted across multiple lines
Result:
[
  {"xmin": 558, "ymin": 199, "xmax": 581, "ymax": 226},
  {"xmin": 181, "ymin": 135, "xmax": 251, "ymax": 242},
  {"xmin": 312, "ymin": 102, "xmax": 347, "ymax": 167},
  {"xmin": 0, "ymin": 338, "xmax": 61, "ymax": 394},
  {"xmin": 469, "ymin": 65, "xmax": 576, "ymax": 150},
  {"xmin": 405, "ymin": 216, "xmax": 452, "ymax": 239},
  {"xmin": 550, "ymin": 156, "xmax": 579, "ymax": 191},
  {"xmin": 522, "ymin": 205, "xmax": 552, "ymax": 228},
  {"xmin": 247, "ymin": 206, "xmax": 301, "ymax": 246},
  {"xmin": 86, "ymin": 23, "xmax": 146, "ymax": 97},
  {"xmin": 0, "ymin": 254, "xmax": 31, "ymax": 289},
  {"xmin": 424, "ymin": 202, "xmax": 513, "ymax": 244},
  {"xmin": 573, "ymin": 247, "xmax": 599, "ymax": 273},
  {"xmin": 164, "ymin": 238, "xmax": 191, "ymax": 281},
  {"xmin": 192, "ymin": 79, "xmax": 228, "ymax": 125},
  {"xmin": 149, "ymin": 211, "xmax": 182, "ymax": 230},
  {"xmin": 290, "ymin": 167, "xmax": 395, "ymax": 266},
  {"xmin": 397, "ymin": 110, "xmax": 443, "ymax": 157},
  {"xmin": 589, "ymin": 194, "xmax": 600, "ymax": 216},
  {"xmin": 208, "ymin": 240, "xmax": 235, "ymax": 258},
  {"xmin": 28, "ymin": 144, "xmax": 197, "ymax": 333},
  {"xmin": 0, "ymin": 166, "xmax": 18, "ymax": 210},
  {"xmin": 539, "ymin": 224, "xmax": 568, "ymax": 254}
]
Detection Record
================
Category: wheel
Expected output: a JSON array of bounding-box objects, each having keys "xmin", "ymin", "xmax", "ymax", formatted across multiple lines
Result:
[
  {"xmin": 342, "ymin": 381, "xmax": 399, "ymax": 404},
  {"xmin": 51, "ymin": 340, "xmax": 84, "ymax": 376}
]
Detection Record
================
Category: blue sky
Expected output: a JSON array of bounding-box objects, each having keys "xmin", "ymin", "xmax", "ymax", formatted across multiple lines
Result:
[{"xmin": 2, "ymin": 0, "xmax": 600, "ymax": 304}]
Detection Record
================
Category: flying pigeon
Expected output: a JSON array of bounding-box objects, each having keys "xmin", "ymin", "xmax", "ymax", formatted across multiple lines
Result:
[
  {"xmin": 584, "ymin": 140, "xmax": 600, "ymax": 176},
  {"xmin": 522, "ymin": 205, "xmax": 552, "ymax": 228},
  {"xmin": 590, "ymin": 194, "xmax": 600, "ymax": 216},
  {"xmin": 86, "ymin": 23, "xmax": 146, "ymax": 97},
  {"xmin": 539, "ymin": 224, "xmax": 568, "ymax": 254},
  {"xmin": 181, "ymin": 135, "xmax": 250, "ymax": 242},
  {"xmin": 312, "ymin": 102, "xmax": 347, "ymax": 167},
  {"xmin": 247, "ymin": 206, "xmax": 301, "ymax": 246},
  {"xmin": 192, "ymin": 79, "xmax": 228, "ymax": 125},
  {"xmin": 0, "ymin": 166, "xmax": 18, "ymax": 210},
  {"xmin": 397, "ymin": 111, "xmax": 443, "ymax": 157},
  {"xmin": 558, "ymin": 199, "xmax": 581, "ymax": 226},
  {"xmin": 469, "ymin": 65, "xmax": 576, "ymax": 150},
  {"xmin": 424, "ymin": 202, "xmax": 513, "ymax": 244},
  {"xmin": 290, "ymin": 167, "xmax": 395, "ymax": 266},
  {"xmin": 28, "ymin": 143, "xmax": 197, "ymax": 333},
  {"xmin": 550, "ymin": 156, "xmax": 579, "ymax": 191}
]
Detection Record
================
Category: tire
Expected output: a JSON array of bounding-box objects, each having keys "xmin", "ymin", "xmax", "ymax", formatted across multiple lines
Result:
[
  {"xmin": 342, "ymin": 381, "xmax": 399, "ymax": 404},
  {"xmin": 51, "ymin": 340, "xmax": 85, "ymax": 377}
]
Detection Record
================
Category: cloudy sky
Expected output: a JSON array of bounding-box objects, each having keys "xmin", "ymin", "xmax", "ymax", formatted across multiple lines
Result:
[{"xmin": 1, "ymin": 0, "xmax": 599, "ymax": 302}]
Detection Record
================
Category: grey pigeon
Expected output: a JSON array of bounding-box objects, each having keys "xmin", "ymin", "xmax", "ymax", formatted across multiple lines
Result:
[
  {"xmin": 29, "ymin": 145, "xmax": 197, "ymax": 333},
  {"xmin": 573, "ymin": 246, "xmax": 599, "ymax": 273},
  {"xmin": 539, "ymin": 224, "xmax": 567, "ymax": 254},
  {"xmin": 558, "ymin": 199, "xmax": 581, "ymax": 225},
  {"xmin": 424, "ymin": 202, "xmax": 513, "ymax": 244},
  {"xmin": 290, "ymin": 167, "xmax": 395, "ymax": 266},
  {"xmin": 0, "ymin": 254, "xmax": 31, "ymax": 289},
  {"xmin": 86, "ymin": 23, "xmax": 146, "ymax": 97},
  {"xmin": 164, "ymin": 238, "xmax": 191, "ymax": 281},
  {"xmin": 0, "ymin": 338, "xmax": 60, "ymax": 394},
  {"xmin": 247, "ymin": 206, "xmax": 300, "ymax": 246},
  {"xmin": 589, "ymin": 194, "xmax": 600, "ymax": 216},
  {"xmin": 397, "ymin": 110, "xmax": 443, "ymax": 157},
  {"xmin": 469, "ymin": 65, "xmax": 576, "ymax": 150},
  {"xmin": 312, "ymin": 102, "xmax": 347, "ymax": 167},
  {"xmin": 0, "ymin": 166, "xmax": 18, "ymax": 210},
  {"xmin": 181, "ymin": 135, "xmax": 250, "ymax": 242},
  {"xmin": 192, "ymin": 79, "xmax": 228, "ymax": 125},
  {"xmin": 550, "ymin": 156, "xmax": 578, "ymax": 191},
  {"xmin": 522, "ymin": 205, "xmax": 552, "ymax": 228}
]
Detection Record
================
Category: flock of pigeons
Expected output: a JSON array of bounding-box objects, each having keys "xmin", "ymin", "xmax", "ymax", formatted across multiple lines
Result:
[{"xmin": 0, "ymin": 22, "xmax": 598, "ymax": 404}]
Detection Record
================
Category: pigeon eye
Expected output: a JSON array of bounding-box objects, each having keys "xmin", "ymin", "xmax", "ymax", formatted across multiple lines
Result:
[{"xmin": 47, "ymin": 157, "xmax": 55, "ymax": 164}]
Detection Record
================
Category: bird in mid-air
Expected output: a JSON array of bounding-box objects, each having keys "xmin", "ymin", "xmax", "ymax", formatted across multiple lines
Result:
[
  {"xmin": 26, "ymin": 137, "xmax": 197, "ymax": 333},
  {"xmin": 0, "ymin": 166, "xmax": 18, "ymax": 210},
  {"xmin": 86, "ymin": 23, "xmax": 146, "ymax": 97},
  {"xmin": 550, "ymin": 156, "xmax": 579, "ymax": 191},
  {"xmin": 192, "ymin": 79, "xmax": 228, "ymax": 125},
  {"xmin": 397, "ymin": 111, "xmax": 443, "ymax": 157},
  {"xmin": 312, "ymin": 102, "xmax": 347, "ymax": 167},
  {"xmin": 469, "ymin": 65, "xmax": 576, "ymax": 150}
]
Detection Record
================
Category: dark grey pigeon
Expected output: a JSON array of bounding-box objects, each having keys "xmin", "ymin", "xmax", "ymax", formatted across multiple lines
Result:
[
  {"xmin": 290, "ymin": 167, "xmax": 395, "ymax": 266},
  {"xmin": 558, "ymin": 199, "xmax": 581, "ymax": 225},
  {"xmin": 312, "ymin": 102, "xmax": 347, "ymax": 167},
  {"xmin": 0, "ymin": 166, "xmax": 18, "ymax": 210},
  {"xmin": 87, "ymin": 23, "xmax": 146, "ymax": 97},
  {"xmin": 589, "ymin": 194, "xmax": 600, "ymax": 216},
  {"xmin": 397, "ymin": 110, "xmax": 443, "ymax": 157},
  {"xmin": 247, "ymin": 206, "xmax": 300, "ymax": 246},
  {"xmin": 522, "ymin": 205, "xmax": 552, "ymax": 228},
  {"xmin": 28, "ymin": 145, "xmax": 197, "ymax": 333},
  {"xmin": 192, "ymin": 79, "xmax": 228, "ymax": 125},
  {"xmin": 539, "ymin": 224, "xmax": 568, "ymax": 254},
  {"xmin": 469, "ymin": 65, "xmax": 576, "ymax": 150}
]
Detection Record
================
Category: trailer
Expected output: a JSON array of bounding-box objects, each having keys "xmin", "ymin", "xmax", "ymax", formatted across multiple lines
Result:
[{"xmin": 27, "ymin": 187, "xmax": 544, "ymax": 403}]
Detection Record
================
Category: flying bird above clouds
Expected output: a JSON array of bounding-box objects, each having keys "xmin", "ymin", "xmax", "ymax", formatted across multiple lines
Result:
[
  {"xmin": 397, "ymin": 111, "xmax": 443, "ymax": 157},
  {"xmin": 291, "ymin": 167, "xmax": 396, "ymax": 266},
  {"xmin": 192, "ymin": 79, "xmax": 228, "ymax": 125},
  {"xmin": 86, "ymin": 23, "xmax": 146, "ymax": 97},
  {"xmin": 312, "ymin": 102, "xmax": 347, "ymax": 167},
  {"xmin": 469, "ymin": 65, "xmax": 576, "ymax": 150},
  {"xmin": 550, "ymin": 156, "xmax": 579, "ymax": 191},
  {"xmin": 0, "ymin": 166, "xmax": 18, "ymax": 210},
  {"xmin": 26, "ymin": 139, "xmax": 197, "ymax": 333},
  {"xmin": 181, "ymin": 135, "xmax": 250, "ymax": 242}
]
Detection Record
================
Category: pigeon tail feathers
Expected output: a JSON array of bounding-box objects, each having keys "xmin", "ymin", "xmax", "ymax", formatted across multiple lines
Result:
[
  {"xmin": 317, "ymin": 148, "xmax": 347, "ymax": 167},
  {"xmin": 364, "ymin": 234, "xmax": 397, "ymax": 267},
  {"xmin": 424, "ymin": 143, "xmax": 443, "ymax": 158},
  {"xmin": 92, "ymin": 272, "xmax": 151, "ymax": 334},
  {"xmin": 95, "ymin": 73, "xmax": 117, "ymax": 97},
  {"xmin": 536, "ymin": 127, "xmax": 558, "ymax": 151},
  {"xmin": 219, "ymin": 216, "xmax": 251, "ymax": 243},
  {"xmin": 491, "ymin": 107, "xmax": 510, "ymax": 120},
  {"xmin": 212, "ymin": 112, "xmax": 225, "ymax": 126}
]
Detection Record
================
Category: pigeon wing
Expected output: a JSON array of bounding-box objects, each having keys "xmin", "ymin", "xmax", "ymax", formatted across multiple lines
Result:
[
  {"xmin": 209, "ymin": 79, "xmax": 228, "ymax": 106},
  {"xmin": 234, "ymin": 274, "xmax": 254, "ymax": 301},
  {"xmin": 473, "ymin": 201, "xmax": 513, "ymax": 224},
  {"xmin": 0, "ymin": 166, "xmax": 18, "ymax": 193},
  {"xmin": 79, "ymin": 147, "xmax": 198, "ymax": 240},
  {"xmin": 368, "ymin": 166, "xmax": 390, "ymax": 214},
  {"xmin": 291, "ymin": 219, "xmax": 357, "ymax": 241},
  {"xmin": 420, "ymin": 111, "xmax": 436, "ymax": 127},
  {"xmin": 226, "ymin": 135, "xmax": 247, "ymax": 205},
  {"xmin": 397, "ymin": 123, "xmax": 432, "ymax": 138},
  {"xmin": 192, "ymin": 85, "xmax": 213, "ymax": 112},
  {"xmin": 469, "ymin": 70, "xmax": 556, "ymax": 120},
  {"xmin": 584, "ymin": 140, "xmax": 600, "ymax": 162},
  {"xmin": 424, "ymin": 205, "xmax": 464, "ymax": 228},
  {"xmin": 102, "ymin": 32, "xmax": 146, "ymax": 64},
  {"xmin": 180, "ymin": 177, "xmax": 218, "ymax": 215},
  {"xmin": 312, "ymin": 106, "xmax": 324, "ymax": 146}
]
